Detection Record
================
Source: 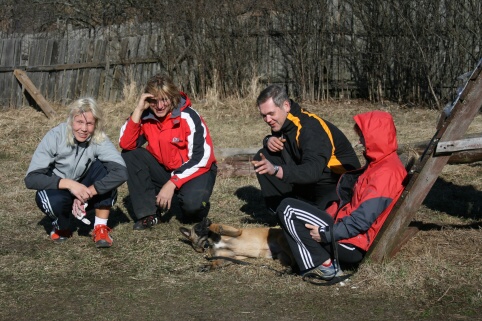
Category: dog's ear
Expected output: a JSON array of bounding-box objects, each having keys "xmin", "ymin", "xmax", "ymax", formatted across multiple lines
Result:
[
  {"xmin": 179, "ymin": 227, "xmax": 192, "ymax": 239},
  {"xmin": 193, "ymin": 219, "xmax": 211, "ymax": 238}
]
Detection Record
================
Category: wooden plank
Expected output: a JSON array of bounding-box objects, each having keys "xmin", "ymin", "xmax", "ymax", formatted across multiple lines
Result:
[
  {"xmin": 436, "ymin": 137, "xmax": 482, "ymax": 153},
  {"xmin": 43, "ymin": 39, "xmax": 55, "ymax": 100},
  {"xmin": 39, "ymin": 39, "xmax": 50, "ymax": 95},
  {"xmin": 0, "ymin": 38, "xmax": 7, "ymax": 102},
  {"xmin": 1, "ymin": 39, "xmax": 16, "ymax": 67},
  {"xmin": 91, "ymin": 39, "xmax": 106, "ymax": 99},
  {"xmin": 13, "ymin": 69, "xmax": 57, "ymax": 118},
  {"xmin": 366, "ymin": 59, "xmax": 482, "ymax": 263},
  {"xmin": 109, "ymin": 66, "xmax": 122, "ymax": 102},
  {"xmin": 80, "ymin": 39, "xmax": 94, "ymax": 96},
  {"xmin": 66, "ymin": 38, "xmax": 81, "ymax": 100},
  {"xmin": 56, "ymin": 39, "xmax": 68, "ymax": 103},
  {"xmin": 133, "ymin": 36, "xmax": 146, "ymax": 84},
  {"xmin": 13, "ymin": 39, "xmax": 25, "ymax": 107},
  {"xmin": 0, "ymin": 57, "xmax": 164, "ymax": 73},
  {"xmin": 26, "ymin": 41, "xmax": 41, "ymax": 105},
  {"xmin": 1, "ymin": 39, "xmax": 16, "ymax": 107},
  {"xmin": 0, "ymin": 39, "xmax": 5, "ymax": 66},
  {"xmin": 103, "ymin": 38, "xmax": 120, "ymax": 101}
]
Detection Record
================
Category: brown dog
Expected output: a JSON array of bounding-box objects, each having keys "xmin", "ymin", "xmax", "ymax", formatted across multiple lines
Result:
[{"xmin": 179, "ymin": 218, "xmax": 295, "ymax": 272}]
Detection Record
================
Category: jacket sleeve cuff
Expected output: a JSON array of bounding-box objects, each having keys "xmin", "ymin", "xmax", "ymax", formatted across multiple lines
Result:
[
  {"xmin": 318, "ymin": 226, "xmax": 332, "ymax": 243},
  {"xmin": 263, "ymin": 135, "xmax": 272, "ymax": 148},
  {"xmin": 170, "ymin": 176, "xmax": 182, "ymax": 189}
]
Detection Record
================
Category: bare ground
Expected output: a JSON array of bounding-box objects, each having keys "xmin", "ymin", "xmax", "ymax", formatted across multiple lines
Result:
[{"xmin": 0, "ymin": 98, "xmax": 481, "ymax": 321}]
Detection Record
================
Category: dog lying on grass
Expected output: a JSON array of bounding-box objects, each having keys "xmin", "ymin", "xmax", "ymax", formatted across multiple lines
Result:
[{"xmin": 179, "ymin": 218, "xmax": 295, "ymax": 272}]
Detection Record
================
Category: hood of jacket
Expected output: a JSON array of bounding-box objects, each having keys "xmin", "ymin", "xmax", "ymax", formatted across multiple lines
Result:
[
  {"xmin": 170, "ymin": 92, "xmax": 190, "ymax": 118},
  {"xmin": 353, "ymin": 111, "xmax": 398, "ymax": 163}
]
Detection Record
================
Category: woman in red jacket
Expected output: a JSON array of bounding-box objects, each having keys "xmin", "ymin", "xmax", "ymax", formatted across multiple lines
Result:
[
  {"xmin": 119, "ymin": 74, "xmax": 217, "ymax": 229},
  {"xmin": 277, "ymin": 110, "xmax": 407, "ymax": 281}
]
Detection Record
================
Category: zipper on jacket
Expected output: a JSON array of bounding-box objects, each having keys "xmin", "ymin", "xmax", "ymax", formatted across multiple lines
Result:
[{"xmin": 78, "ymin": 158, "xmax": 92, "ymax": 180}]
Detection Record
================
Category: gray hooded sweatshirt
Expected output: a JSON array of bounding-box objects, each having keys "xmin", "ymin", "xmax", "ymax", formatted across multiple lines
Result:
[{"xmin": 25, "ymin": 122, "xmax": 127, "ymax": 195}]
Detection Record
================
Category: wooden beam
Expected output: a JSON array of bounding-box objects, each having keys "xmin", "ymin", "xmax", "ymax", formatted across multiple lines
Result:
[
  {"xmin": 436, "ymin": 137, "xmax": 482, "ymax": 153},
  {"xmin": 13, "ymin": 69, "xmax": 57, "ymax": 118},
  {"xmin": 1, "ymin": 57, "xmax": 161, "ymax": 73}
]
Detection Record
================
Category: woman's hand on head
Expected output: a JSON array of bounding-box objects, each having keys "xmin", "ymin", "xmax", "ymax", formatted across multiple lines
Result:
[{"xmin": 136, "ymin": 93, "xmax": 154, "ymax": 112}]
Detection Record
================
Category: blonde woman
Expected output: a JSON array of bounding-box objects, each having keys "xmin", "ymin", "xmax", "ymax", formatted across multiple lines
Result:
[{"xmin": 25, "ymin": 98, "xmax": 128, "ymax": 247}]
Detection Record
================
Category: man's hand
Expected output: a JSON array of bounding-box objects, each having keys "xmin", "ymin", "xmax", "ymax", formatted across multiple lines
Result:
[
  {"xmin": 306, "ymin": 223, "xmax": 332, "ymax": 243},
  {"xmin": 266, "ymin": 136, "xmax": 286, "ymax": 153},
  {"xmin": 251, "ymin": 153, "xmax": 279, "ymax": 176},
  {"xmin": 156, "ymin": 180, "xmax": 176, "ymax": 211},
  {"xmin": 305, "ymin": 223, "xmax": 322, "ymax": 242}
]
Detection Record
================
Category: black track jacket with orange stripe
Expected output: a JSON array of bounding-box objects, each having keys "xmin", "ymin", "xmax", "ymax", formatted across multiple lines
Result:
[{"xmin": 269, "ymin": 100, "xmax": 360, "ymax": 185}]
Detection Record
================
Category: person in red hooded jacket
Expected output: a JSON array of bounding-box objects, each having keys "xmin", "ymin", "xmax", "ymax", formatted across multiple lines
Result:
[
  {"xmin": 277, "ymin": 110, "xmax": 407, "ymax": 282},
  {"xmin": 119, "ymin": 74, "xmax": 217, "ymax": 229}
]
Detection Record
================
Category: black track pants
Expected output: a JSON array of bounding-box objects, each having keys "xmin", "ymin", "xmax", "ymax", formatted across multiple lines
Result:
[
  {"xmin": 121, "ymin": 148, "xmax": 217, "ymax": 221},
  {"xmin": 277, "ymin": 198, "xmax": 364, "ymax": 273}
]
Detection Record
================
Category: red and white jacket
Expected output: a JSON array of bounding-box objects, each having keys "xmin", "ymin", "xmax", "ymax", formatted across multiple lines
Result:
[
  {"xmin": 119, "ymin": 92, "xmax": 216, "ymax": 188},
  {"xmin": 325, "ymin": 111, "xmax": 407, "ymax": 251}
]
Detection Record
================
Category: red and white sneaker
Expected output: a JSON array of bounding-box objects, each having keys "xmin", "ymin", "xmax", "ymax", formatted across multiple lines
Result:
[
  {"xmin": 92, "ymin": 224, "xmax": 113, "ymax": 248},
  {"xmin": 50, "ymin": 228, "xmax": 72, "ymax": 243}
]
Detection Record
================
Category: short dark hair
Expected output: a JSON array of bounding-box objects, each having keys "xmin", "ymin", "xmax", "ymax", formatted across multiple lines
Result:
[{"xmin": 256, "ymin": 84, "xmax": 289, "ymax": 108}]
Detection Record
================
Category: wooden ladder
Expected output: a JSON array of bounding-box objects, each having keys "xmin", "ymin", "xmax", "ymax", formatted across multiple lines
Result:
[{"xmin": 366, "ymin": 58, "xmax": 482, "ymax": 262}]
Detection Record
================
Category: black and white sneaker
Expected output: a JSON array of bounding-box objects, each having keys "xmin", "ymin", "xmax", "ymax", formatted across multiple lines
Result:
[{"xmin": 133, "ymin": 214, "xmax": 159, "ymax": 230}]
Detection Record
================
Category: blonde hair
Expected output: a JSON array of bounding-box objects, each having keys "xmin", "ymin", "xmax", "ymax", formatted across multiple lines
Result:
[
  {"xmin": 66, "ymin": 97, "xmax": 107, "ymax": 146},
  {"xmin": 144, "ymin": 74, "xmax": 181, "ymax": 109}
]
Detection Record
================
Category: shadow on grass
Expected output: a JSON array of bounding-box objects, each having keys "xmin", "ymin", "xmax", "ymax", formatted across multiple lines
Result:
[
  {"xmin": 423, "ymin": 177, "xmax": 482, "ymax": 221},
  {"xmin": 232, "ymin": 179, "xmax": 482, "ymax": 229},
  {"xmin": 410, "ymin": 220, "xmax": 482, "ymax": 231},
  {"xmin": 121, "ymin": 194, "xmax": 191, "ymax": 225},
  {"xmin": 234, "ymin": 185, "xmax": 278, "ymax": 226}
]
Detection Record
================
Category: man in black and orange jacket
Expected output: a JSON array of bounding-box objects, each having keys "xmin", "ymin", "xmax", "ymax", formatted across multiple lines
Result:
[{"xmin": 252, "ymin": 84, "xmax": 360, "ymax": 213}]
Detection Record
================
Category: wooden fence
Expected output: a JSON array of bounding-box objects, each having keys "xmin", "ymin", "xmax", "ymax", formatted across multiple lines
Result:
[
  {"xmin": 0, "ymin": 22, "xmax": 351, "ymax": 109},
  {"xmin": 0, "ymin": 28, "xmax": 171, "ymax": 108}
]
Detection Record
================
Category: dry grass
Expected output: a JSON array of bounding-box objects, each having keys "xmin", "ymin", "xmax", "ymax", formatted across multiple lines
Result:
[{"xmin": 0, "ymin": 96, "xmax": 481, "ymax": 321}]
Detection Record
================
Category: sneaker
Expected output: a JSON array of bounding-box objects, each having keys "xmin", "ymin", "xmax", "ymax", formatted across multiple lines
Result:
[
  {"xmin": 302, "ymin": 262, "xmax": 336, "ymax": 282},
  {"xmin": 50, "ymin": 228, "xmax": 72, "ymax": 243},
  {"xmin": 133, "ymin": 214, "xmax": 159, "ymax": 230},
  {"xmin": 92, "ymin": 224, "xmax": 113, "ymax": 248}
]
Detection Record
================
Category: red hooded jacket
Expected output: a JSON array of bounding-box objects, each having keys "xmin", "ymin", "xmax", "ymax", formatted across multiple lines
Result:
[
  {"xmin": 119, "ymin": 93, "xmax": 216, "ymax": 188},
  {"xmin": 326, "ymin": 111, "xmax": 407, "ymax": 251}
]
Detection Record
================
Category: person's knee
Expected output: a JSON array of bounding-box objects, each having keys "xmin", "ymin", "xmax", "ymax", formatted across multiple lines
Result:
[
  {"xmin": 121, "ymin": 149, "xmax": 138, "ymax": 164},
  {"xmin": 179, "ymin": 195, "xmax": 210, "ymax": 222},
  {"xmin": 180, "ymin": 198, "xmax": 205, "ymax": 215},
  {"xmin": 276, "ymin": 198, "xmax": 294, "ymax": 219}
]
